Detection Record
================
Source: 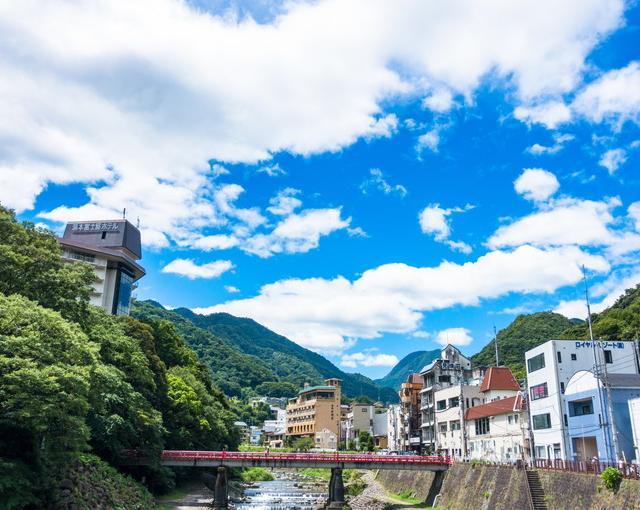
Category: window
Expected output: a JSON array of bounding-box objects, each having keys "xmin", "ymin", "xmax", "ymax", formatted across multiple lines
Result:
[
  {"xmin": 530, "ymin": 382, "xmax": 548, "ymax": 401},
  {"xmin": 450, "ymin": 420, "xmax": 461, "ymax": 431},
  {"xmin": 557, "ymin": 351, "xmax": 562, "ymax": 363},
  {"xmin": 439, "ymin": 423, "xmax": 448, "ymax": 433},
  {"xmin": 114, "ymin": 269, "xmax": 134, "ymax": 315},
  {"xmin": 571, "ymin": 353, "xmax": 577, "ymax": 361},
  {"xmin": 475, "ymin": 417, "xmax": 490, "ymax": 435},
  {"xmin": 604, "ymin": 350, "xmax": 613, "ymax": 364},
  {"xmin": 437, "ymin": 400, "xmax": 447, "ymax": 411},
  {"xmin": 361, "ymin": 408, "xmax": 367, "ymax": 412},
  {"xmin": 535, "ymin": 446, "xmax": 546, "ymax": 459},
  {"xmin": 514, "ymin": 414, "xmax": 519, "ymax": 424},
  {"xmin": 508, "ymin": 415, "xmax": 513, "ymax": 425},
  {"xmin": 560, "ymin": 382, "xmax": 565, "ymax": 394},
  {"xmin": 527, "ymin": 353, "xmax": 545, "ymax": 373},
  {"xmin": 563, "ymin": 414, "xmax": 568, "ymax": 427},
  {"xmin": 533, "ymin": 413, "xmax": 552, "ymax": 430},
  {"xmin": 569, "ymin": 398, "xmax": 593, "ymax": 417},
  {"xmin": 438, "ymin": 375, "xmax": 451, "ymax": 383},
  {"xmin": 449, "ymin": 397, "xmax": 459, "ymax": 408}
]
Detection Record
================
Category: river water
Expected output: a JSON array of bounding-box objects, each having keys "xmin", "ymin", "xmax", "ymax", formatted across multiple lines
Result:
[{"xmin": 234, "ymin": 471, "xmax": 327, "ymax": 510}]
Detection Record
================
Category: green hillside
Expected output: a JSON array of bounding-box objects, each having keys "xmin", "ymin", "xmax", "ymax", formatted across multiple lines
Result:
[
  {"xmin": 132, "ymin": 301, "xmax": 397, "ymax": 402},
  {"xmin": 375, "ymin": 349, "xmax": 440, "ymax": 390},
  {"xmin": 471, "ymin": 311, "xmax": 575, "ymax": 379}
]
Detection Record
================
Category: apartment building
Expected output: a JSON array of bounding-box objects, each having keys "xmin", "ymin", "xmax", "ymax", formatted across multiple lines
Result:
[
  {"xmin": 387, "ymin": 404, "xmax": 403, "ymax": 451},
  {"xmin": 525, "ymin": 340, "xmax": 639, "ymax": 461},
  {"xmin": 420, "ymin": 345, "xmax": 473, "ymax": 453},
  {"xmin": 434, "ymin": 383, "xmax": 482, "ymax": 459},
  {"xmin": 465, "ymin": 367, "xmax": 529, "ymax": 463},
  {"xmin": 286, "ymin": 378, "xmax": 341, "ymax": 447},
  {"xmin": 58, "ymin": 219, "xmax": 145, "ymax": 315},
  {"xmin": 398, "ymin": 374, "xmax": 423, "ymax": 452}
]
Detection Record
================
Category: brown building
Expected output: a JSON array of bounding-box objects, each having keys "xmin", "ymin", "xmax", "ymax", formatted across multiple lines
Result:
[
  {"xmin": 399, "ymin": 373, "xmax": 423, "ymax": 452},
  {"xmin": 286, "ymin": 378, "xmax": 342, "ymax": 445}
]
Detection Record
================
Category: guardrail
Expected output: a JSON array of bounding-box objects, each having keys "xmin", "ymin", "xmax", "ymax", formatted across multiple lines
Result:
[
  {"xmin": 154, "ymin": 450, "xmax": 453, "ymax": 465},
  {"xmin": 531, "ymin": 458, "xmax": 640, "ymax": 479}
]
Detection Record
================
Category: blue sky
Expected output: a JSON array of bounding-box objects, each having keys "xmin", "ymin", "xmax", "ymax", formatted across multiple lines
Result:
[{"xmin": 3, "ymin": 0, "xmax": 640, "ymax": 378}]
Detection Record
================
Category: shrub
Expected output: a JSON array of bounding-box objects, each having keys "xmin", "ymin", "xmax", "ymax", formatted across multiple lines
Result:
[
  {"xmin": 601, "ymin": 467, "xmax": 622, "ymax": 492},
  {"xmin": 240, "ymin": 467, "xmax": 274, "ymax": 482}
]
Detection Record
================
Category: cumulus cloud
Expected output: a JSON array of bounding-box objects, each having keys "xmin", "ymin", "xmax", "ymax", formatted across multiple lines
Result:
[
  {"xmin": 224, "ymin": 285, "xmax": 240, "ymax": 293},
  {"xmin": 267, "ymin": 188, "xmax": 302, "ymax": 216},
  {"xmin": 573, "ymin": 61, "xmax": 640, "ymax": 126},
  {"xmin": 340, "ymin": 352, "xmax": 399, "ymax": 368},
  {"xmin": 599, "ymin": 148, "xmax": 627, "ymax": 174},
  {"xmin": 514, "ymin": 168, "xmax": 560, "ymax": 202},
  {"xmin": 195, "ymin": 244, "xmax": 608, "ymax": 352},
  {"xmin": 514, "ymin": 101, "xmax": 572, "ymax": 129},
  {"xmin": 436, "ymin": 327, "xmax": 473, "ymax": 346},
  {"xmin": 629, "ymin": 202, "xmax": 640, "ymax": 230},
  {"xmin": 419, "ymin": 204, "xmax": 473, "ymax": 253},
  {"xmin": 257, "ymin": 163, "xmax": 286, "ymax": 177},
  {"xmin": 422, "ymin": 88, "xmax": 454, "ymax": 113},
  {"xmin": 526, "ymin": 133, "xmax": 574, "ymax": 155},
  {"xmin": 161, "ymin": 258, "xmax": 234, "ymax": 279},
  {"xmin": 360, "ymin": 168, "xmax": 407, "ymax": 197},
  {"xmin": 416, "ymin": 129, "xmax": 441, "ymax": 153},
  {"xmin": 0, "ymin": 0, "xmax": 625, "ymax": 248}
]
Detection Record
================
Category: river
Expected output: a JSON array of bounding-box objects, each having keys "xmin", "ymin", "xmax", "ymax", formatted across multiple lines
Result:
[{"xmin": 235, "ymin": 471, "xmax": 327, "ymax": 509}]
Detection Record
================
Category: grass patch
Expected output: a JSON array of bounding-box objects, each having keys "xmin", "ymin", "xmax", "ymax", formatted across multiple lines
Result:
[
  {"xmin": 240, "ymin": 467, "xmax": 274, "ymax": 482},
  {"xmin": 299, "ymin": 468, "xmax": 332, "ymax": 480},
  {"xmin": 156, "ymin": 486, "xmax": 192, "ymax": 502},
  {"xmin": 385, "ymin": 489, "xmax": 430, "ymax": 507}
]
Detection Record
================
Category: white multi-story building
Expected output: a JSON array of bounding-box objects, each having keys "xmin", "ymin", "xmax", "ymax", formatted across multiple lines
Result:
[
  {"xmin": 629, "ymin": 397, "xmax": 640, "ymax": 463},
  {"xmin": 525, "ymin": 339, "xmax": 639, "ymax": 461},
  {"xmin": 420, "ymin": 345, "xmax": 473, "ymax": 454},
  {"xmin": 433, "ymin": 384, "xmax": 482, "ymax": 459},
  {"xmin": 387, "ymin": 404, "xmax": 403, "ymax": 451}
]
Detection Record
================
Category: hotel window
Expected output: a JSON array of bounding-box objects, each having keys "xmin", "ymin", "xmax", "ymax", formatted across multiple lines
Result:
[
  {"xmin": 604, "ymin": 350, "xmax": 613, "ymax": 364},
  {"xmin": 530, "ymin": 382, "xmax": 548, "ymax": 400},
  {"xmin": 571, "ymin": 353, "xmax": 577, "ymax": 361},
  {"xmin": 437, "ymin": 400, "xmax": 447, "ymax": 411},
  {"xmin": 527, "ymin": 353, "xmax": 545, "ymax": 373},
  {"xmin": 569, "ymin": 398, "xmax": 593, "ymax": 417},
  {"xmin": 474, "ymin": 417, "xmax": 490, "ymax": 435},
  {"xmin": 532, "ymin": 413, "xmax": 552, "ymax": 430}
]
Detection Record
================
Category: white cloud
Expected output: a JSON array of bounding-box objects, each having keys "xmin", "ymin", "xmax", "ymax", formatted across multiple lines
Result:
[
  {"xmin": 360, "ymin": 168, "xmax": 407, "ymax": 197},
  {"xmin": 0, "ymin": 0, "xmax": 624, "ymax": 246},
  {"xmin": 258, "ymin": 163, "xmax": 286, "ymax": 177},
  {"xmin": 195, "ymin": 244, "xmax": 608, "ymax": 353},
  {"xmin": 422, "ymin": 88, "xmax": 454, "ymax": 113},
  {"xmin": 243, "ymin": 208, "xmax": 351, "ymax": 258},
  {"xmin": 416, "ymin": 130, "xmax": 440, "ymax": 153},
  {"xmin": 340, "ymin": 352, "xmax": 399, "ymax": 368},
  {"xmin": 224, "ymin": 285, "xmax": 240, "ymax": 293},
  {"xmin": 573, "ymin": 61, "xmax": 640, "ymax": 126},
  {"xmin": 514, "ymin": 101, "xmax": 572, "ymax": 129},
  {"xmin": 161, "ymin": 258, "xmax": 234, "ymax": 279},
  {"xmin": 419, "ymin": 204, "xmax": 473, "ymax": 253},
  {"xmin": 267, "ymin": 188, "xmax": 302, "ymax": 216},
  {"xmin": 189, "ymin": 234, "xmax": 241, "ymax": 251},
  {"xmin": 412, "ymin": 330, "xmax": 431, "ymax": 339},
  {"xmin": 514, "ymin": 168, "xmax": 560, "ymax": 202},
  {"xmin": 599, "ymin": 148, "xmax": 627, "ymax": 174},
  {"xmin": 526, "ymin": 133, "xmax": 574, "ymax": 155},
  {"xmin": 436, "ymin": 327, "xmax": 473, "ymax": 346},
  {"xmin": 488, "ymin": 197, "xmax": 619, "ymax": 249},
  {"xmin": 629, "ymin": 202, "xmax": 640, "ymax": 231}
]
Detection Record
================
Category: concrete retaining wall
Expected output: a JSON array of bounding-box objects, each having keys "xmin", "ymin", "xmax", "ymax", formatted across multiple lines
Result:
[{"xmin": 376, "ymin": 464, "xmax": 640, "ymax": 509}]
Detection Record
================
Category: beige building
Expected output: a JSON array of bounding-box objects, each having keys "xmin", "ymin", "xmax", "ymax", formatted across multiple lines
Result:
[
  {"xmin": 434, "ymin": 384, "xmax": 483, "ymax": 459},
  {"xmin": 286, "ymin": 379, "xmax": 342, "ymax": 445},
  {"xmin": 399, "ymin": 374, "xmax": 423, "ymax": 452}
]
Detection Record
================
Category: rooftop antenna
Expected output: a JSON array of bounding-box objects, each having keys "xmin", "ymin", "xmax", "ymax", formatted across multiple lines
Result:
[
  {"xmin": 122, "ymin": 208, "xmax": 126, "ymax": 219},
  {"xmin": 136, "ymin": 217, "xmax": 140, "ymax": 229},
  {"xmin": 493, "ymin": 324, "xmax": 499, "ymax": 367}
]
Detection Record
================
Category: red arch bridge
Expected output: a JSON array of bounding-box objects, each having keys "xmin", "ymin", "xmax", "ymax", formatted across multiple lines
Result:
[{"xmin": 126, "ymin": 450, "xmax": 452, "ymax": 508}]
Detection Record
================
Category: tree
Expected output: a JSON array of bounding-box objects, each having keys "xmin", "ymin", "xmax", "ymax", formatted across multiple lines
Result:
[
  {"xmin": 0, "ymin": 207, "xmax": 95, "ymax": 324},
  {"xmin": 358, "ymin": 431, "xmax": 374, "ymax": 452}
]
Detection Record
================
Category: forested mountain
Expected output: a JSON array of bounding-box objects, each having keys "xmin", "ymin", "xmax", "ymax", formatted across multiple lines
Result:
[
  {"xmin": 132, "ymin": 301, "xmax": 398, "ymax": 402},
  {"xmin": 471, "ymin": 312, "xmax": 575, "ymax": 379},
  {"xmin": 375, "ymin": 349, "xmax": 440, "ymax": 389}
]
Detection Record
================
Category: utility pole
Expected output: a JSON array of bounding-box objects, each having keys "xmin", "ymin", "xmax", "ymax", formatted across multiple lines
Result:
[
  {"xmin": 583, "ymin": 266, "xmax": 619, "ymax": 461},
  {"xmin": 460, "ymin": 381, "xmax": 467, "ymax": 460},
  {"xmin": 493, "ymin": 324, "xmax": 499, "ymax": 367}
]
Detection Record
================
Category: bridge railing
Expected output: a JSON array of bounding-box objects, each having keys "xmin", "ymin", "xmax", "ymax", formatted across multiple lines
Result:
[{"xmin": 153, "ymin": 450, "xmax": 453, "ymax": 465}]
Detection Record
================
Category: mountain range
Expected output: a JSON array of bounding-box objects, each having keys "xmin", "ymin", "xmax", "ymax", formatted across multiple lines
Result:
[
  {"xmin": 374, "ymin": 349, "xmax": 441, "ymax": 389},
  {"xmin": 131, "ymin": 300, "xmax": 398, "ymax": 402}
]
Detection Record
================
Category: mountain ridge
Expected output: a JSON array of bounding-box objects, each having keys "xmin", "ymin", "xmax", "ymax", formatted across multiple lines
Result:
[{"xmin": 375, "ymin": 349, "xmax": 441, "ymax": 389}]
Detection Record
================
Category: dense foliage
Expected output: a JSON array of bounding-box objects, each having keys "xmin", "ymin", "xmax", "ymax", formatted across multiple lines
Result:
[
  {"xmin": 375, "ymin": 349, "xmax": 440, "ymax": 390},
  {"xmin": 0, "ymin": 207, "xmax": 239, "ymax": 509},
  {"xmin": 471, "ymin": 312, "xmax": 575, "ymax": 379},
  {"xmin": 132, "ymin": 301, "xmax": 398, "ymax": 402}
]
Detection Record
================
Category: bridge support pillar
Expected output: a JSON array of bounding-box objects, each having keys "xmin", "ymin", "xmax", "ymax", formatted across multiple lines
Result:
[
  {"xmin": 325, "ymin": 467, "xmax": 345, "ymax": 509},
  {"xmin": 212, "ymin": 467, "xmax": 228, "ymax": 509}
]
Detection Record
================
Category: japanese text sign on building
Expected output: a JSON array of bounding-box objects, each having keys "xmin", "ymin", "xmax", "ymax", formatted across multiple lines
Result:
[{"xmin": 574, "ymin": 341, "xmax": 625, "ymax": 349}]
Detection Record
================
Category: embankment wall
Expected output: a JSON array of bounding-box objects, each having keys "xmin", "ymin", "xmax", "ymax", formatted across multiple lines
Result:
[{"xmin": 376, "ymin": 463, "xmax": 640, "ymax": 509}]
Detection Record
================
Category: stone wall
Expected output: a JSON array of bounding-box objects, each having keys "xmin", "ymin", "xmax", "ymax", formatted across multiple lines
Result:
[
  {"xmin": 537, "ymin": 470, "xmax": 640, "ymax": 510},
  {"xmin": 375, "ymin": 464, "xmax": 640, "ymax": 510}
]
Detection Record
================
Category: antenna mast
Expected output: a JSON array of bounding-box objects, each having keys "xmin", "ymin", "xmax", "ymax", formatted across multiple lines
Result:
[{"xmin": 493, "ymin": 324, "xmax": 499, "ymax": 367}]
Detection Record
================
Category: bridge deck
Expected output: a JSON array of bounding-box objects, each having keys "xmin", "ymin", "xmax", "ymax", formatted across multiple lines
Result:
[{"xmin": 150, "ymin": 450, "xmax": 451, "ymax": 471}]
